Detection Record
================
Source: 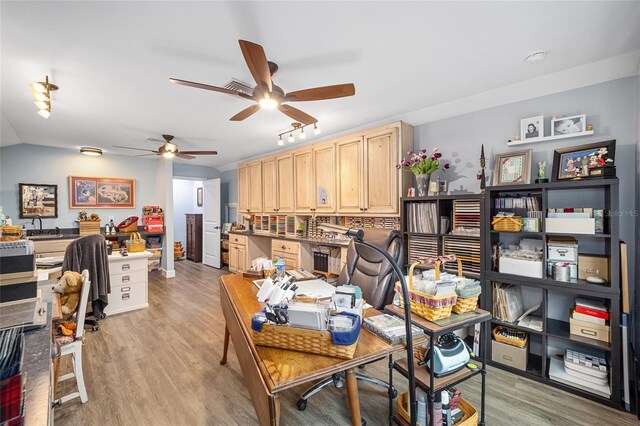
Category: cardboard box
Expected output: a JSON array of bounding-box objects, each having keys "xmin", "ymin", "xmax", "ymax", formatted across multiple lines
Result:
[
  {"xmin": 492, "ymin": 339, "xmax": 528, "ymax": 371},
  {"xmin": 570, "ymin": 315, "xmax": 610, "ymax": 343},
  {"xmin": 499, "ymin": 257, "xmax": 543, "ymax": 278},
  {"xmin": 545, "ymin": 218, "xmax": 595, "ymax": 234},
  {"xmin": 578, "ymin": 254, "xmax": 609, "ymax": 282}
]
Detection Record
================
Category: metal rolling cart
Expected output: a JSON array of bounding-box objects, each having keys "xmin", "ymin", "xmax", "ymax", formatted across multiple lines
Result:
[{"xmin": 385, "ymin": 304, "xmax": 491, "ymax": 426}]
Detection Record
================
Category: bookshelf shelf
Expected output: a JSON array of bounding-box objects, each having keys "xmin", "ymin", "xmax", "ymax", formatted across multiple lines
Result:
[
  {"xmin": 482, "ymin": 178, "xmax": 621, "ymax": 408},
  {"xmin": 491, "ymin": 318, "xmax": 544, "ymax": 335}
]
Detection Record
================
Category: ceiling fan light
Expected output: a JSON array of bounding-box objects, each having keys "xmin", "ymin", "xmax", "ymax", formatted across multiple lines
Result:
[
  {"xmin": 259, "ymin": 97, "xmax": 278, "ymax": 110},
  {"xmin": 162, "ymin": 152, "xmax": 175, "ymax": 159},
  {"xmin": 80, "ymin": 147, "xmax": 103, "ymax": 156},
  {"xmin": 29, "ymin": 82, "xmax": 47, "ymax": 93},
  {"xmin": 32, "ymin": 92, "xmax": 49, "ymax": 102},
  {"xmin": 288, "ymin": 133, "xmax": 294, "ymax": 143},
  {"xmin": 164, "ymin": 142, "xmax": 178, "ymax": 153},
  {"xmin": 34, "ymin": 100, "xmax": 50, "ymax": 110},
  {"xmin": 313, "ymin": 123, "xmax": 321, "ymax": 135},
  {"xmin": 36, "ymin": 109, "xmax": 50, "ymax": 119}
]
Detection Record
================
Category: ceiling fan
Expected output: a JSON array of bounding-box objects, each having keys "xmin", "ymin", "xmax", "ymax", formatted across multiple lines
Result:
[
  {"xmin": 114, "ymin": 135, "xmax": 217, "ymax": 160},
  {"xmin": 169, "ymin": 40, "xmax": 355, "ymax": 125}
]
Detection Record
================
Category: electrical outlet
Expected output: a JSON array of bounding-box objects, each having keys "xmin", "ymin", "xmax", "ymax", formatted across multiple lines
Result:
[{"xmin": 109, "ymin": 216, "xmax": 114, "ymax": 221}]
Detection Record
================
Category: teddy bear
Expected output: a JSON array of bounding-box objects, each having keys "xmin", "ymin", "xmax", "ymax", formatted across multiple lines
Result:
[{"xmin": 53, "ymin": 271, "xmax": 84, "ymax": 320}]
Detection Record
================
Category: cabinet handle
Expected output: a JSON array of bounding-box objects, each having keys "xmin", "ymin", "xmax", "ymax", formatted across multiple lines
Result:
[
  {"xmin": 234, "ymin": 238, "xmax": 238, "ymax": 242},
  {"xmin": 122, "ymin": 293, "xmax": 130, "ymax": 300},
  {"xmin": 581, "ymin": 329, "xmax": 597, "ymax": 336},
  {"xmin": 122, "ymin": 264, "xmax": 130, "ymax": 271},
  {"xmin": 281, "ymin": 245, "xmax": 287, "ymax": 249},
  {"xmin": 122, "ymin": 275, "xmax": 130, "ymax": 283},
  {"xmin": 121, "ymin": 286, "xmax": 131, "ymax": 292}
]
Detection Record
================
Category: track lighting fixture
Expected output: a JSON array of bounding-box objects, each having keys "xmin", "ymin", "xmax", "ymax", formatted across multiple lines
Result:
[{"xmin": 276, "ymin": 121, "xmax": 320, "ymax": 145}]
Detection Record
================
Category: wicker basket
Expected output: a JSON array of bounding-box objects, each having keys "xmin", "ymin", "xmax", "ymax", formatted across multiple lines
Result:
[
  {"xmin": 492, "ymin": 216, "xmax": 522, "ymax": 232},
  {"xmin": 118, "ymin": 216, "xmax": 139, "ymax": 233},
  {"xmin": 396, "ymin": 393, "xmax": 478, "ymax": 426},
  {"xmin": 413, "ymin": 344, "xmax": 428, "ymax": 361},
  {"xmin": 79, "ymin": 221, "xmax": 101, "ymax": 236},
  {"xmin": 492, "ymin": 326, "xmax": 528, "ymax": 349},
  {"xmin": 452, "ymin": 295, "xmax": 479, "ymax": 314},
  {"xmin": 395, "ymin": 259, "xmax": 458, "ymax": 322},
  {"xmin": 125, "ymin": 232, "xmax": 146, "ymax": 253},
  {"xmin": 0, "ymin": 225, "xmax": 22, "ymax": 241},
  {"xmin": 252, "ymin": 321, "xmax": 359, "ymax": 359}
]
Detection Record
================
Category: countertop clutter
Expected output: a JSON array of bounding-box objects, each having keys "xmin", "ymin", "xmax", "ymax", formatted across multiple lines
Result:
[{"xmin": 228, "ymin": 230, "xmax": 351, "ymax": 248}]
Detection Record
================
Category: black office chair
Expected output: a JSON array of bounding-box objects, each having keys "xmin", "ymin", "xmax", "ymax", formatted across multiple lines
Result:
[{"xmin": 296, "ymin": 228, "xmax": 403, "ymax": 412}]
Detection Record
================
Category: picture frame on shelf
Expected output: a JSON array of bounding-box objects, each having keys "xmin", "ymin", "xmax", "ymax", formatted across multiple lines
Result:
[
  {"xmin": 69, "ymin": 176, "xmax": 135, "ymax": 208},
  {"xmin": 551, "ymin": 140, "xmax": 616, "ymax": 181},
  {"xmin": 520, "ymin": 116, "xmax": 544, "ymax": 142},
  {"xmin": 196, "ymin": 186, "xmax": 203, "ymax": 207},
  {"xmin": 19, "ymin": 183, "xmax": 58, "ymax": 218},
  {"xmin": 551, "ymin": 114, "xmax": 586, "ymax": 136},
  {"xmin": 492, "ymin": 149, "xmax": 532, "ymax": 185}
]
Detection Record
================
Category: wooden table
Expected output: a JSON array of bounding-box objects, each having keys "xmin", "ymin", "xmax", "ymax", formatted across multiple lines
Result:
[{"xmin": 219, "ymin": 273, "xmax": 402, "ymax": 426}]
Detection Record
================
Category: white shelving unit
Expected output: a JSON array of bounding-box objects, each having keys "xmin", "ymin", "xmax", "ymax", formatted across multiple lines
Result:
[{"xmin": 507, "ymin": 130, "xmax": 594, "ymax": 147}]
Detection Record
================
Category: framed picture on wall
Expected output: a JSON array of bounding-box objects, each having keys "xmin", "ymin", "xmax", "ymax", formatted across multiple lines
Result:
[
  {"xmin": 19, "ymin": 183, "xmax": 58, "ymax": 218},
  {"xmin": 196, "ymin": 187, "xmax": 203, "ymax": 207},
  {"xmin": 552, "ymin": 140, "xmax": 616, "ymax": 181},
  {"xmin": 69, "ymin": 176, "xmax": 135, "ymax": 208},
  {"xmin": 492, "ymin": 149, "xmax": 532, "ymax": 185},
  {"xmin": 520, "ymin": 116, "xmax": 544, "ymax": 142}
]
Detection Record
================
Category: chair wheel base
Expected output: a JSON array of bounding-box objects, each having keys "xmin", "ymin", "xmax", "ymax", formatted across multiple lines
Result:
[
  {"xmin": 389, "ymin": 387, "xmax": 398, "ymax": 398},
  {"xmin": 296, "ymin": 399, "xmax": 307, "ymax": 411},
  {"xmin": 361, "ymin": 417, "xmax": 366, "ymax": 426},
  {"xmin": 91, "ymin": 325, "xmax": 99, "ymax": 332}
]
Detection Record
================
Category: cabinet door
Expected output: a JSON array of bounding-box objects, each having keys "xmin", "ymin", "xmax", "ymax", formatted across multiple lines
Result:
[
  {"xmin": 262, "ymin": 157, "xmax": 278, "ymax": 213},
  {"xmin": 364, "ymin": 128, "xmax": 398, "ymax": 214},
  {"xmin": 248, "ymin": 161, "xmax": 263, "ymax": 212},
  {"xmin": 293, "ymin": 149, "xmax": 315, "ymax": 213},
  {"xmin": 313, "ymin": 143, "xmax": 336, "ymax": 213},
  {"xmin": 228, "ymin": 245, "xmax": 237, "ymax": 272},
  {"xmin": 276, "ymin": 154, "xmax": 294, "ymax": 213},
  {"xmin": 237, "ymin": 246, "xmax": 247, "ymax": 272},
  {"xmin": 238, "ymin": 165, "xmax": 249, "ymax": 212},
  {"xmin": 336, "ymin": 136, "xmax": 364, "ymax": 214}
]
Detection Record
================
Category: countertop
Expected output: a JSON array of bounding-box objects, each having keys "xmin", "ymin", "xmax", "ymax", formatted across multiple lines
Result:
[
  {"xmin": 228, "ymin": 230, "xmax": 351, "ymax": 248},
  {"xmin": 108, "ymin": 250, "xmax": 153, "ymax": 260},
  {"xmin": 22, "ymin": 280, "xmax": 58, "ymax": 426},
  {"xmin": 24, "ymin": 227, "xmax": 165, "ymax": 242}
]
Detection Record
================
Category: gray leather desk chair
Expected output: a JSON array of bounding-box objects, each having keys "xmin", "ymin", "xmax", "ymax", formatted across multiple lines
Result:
[{"xmin": 297, "ymin": 228, "xmax": 403, "ymax": 412}]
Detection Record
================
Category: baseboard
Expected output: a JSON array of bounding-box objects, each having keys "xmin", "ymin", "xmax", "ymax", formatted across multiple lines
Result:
[{"xmin": 161, "ymin": 269, "xmax": 176, "ymax": 278}]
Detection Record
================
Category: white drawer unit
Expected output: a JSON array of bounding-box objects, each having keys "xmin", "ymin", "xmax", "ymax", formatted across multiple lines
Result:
[{"xmin": 105, "ymin": 251, "xmax": 152, "ymax": 315}]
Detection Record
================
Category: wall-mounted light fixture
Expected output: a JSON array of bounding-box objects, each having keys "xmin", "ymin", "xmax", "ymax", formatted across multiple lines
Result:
[
  {"xmin": 80, "ymin": 147, "xmax": 103, "ymax": 156},
  {"xmin": 276, "ymin": 122, "xmax": 321, "ymax": 145},
  {"xmin": 29, "ymin": 75, "xmax": 59, "ymax": 119}
]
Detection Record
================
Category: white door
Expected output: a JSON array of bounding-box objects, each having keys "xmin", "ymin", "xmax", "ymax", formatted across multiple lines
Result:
[{"xmin": 203, "ymin": 178, "xmax": 221, "ymax": 268}]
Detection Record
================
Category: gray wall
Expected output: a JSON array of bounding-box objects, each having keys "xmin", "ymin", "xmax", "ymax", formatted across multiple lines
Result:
[
  {"xmin": 220, "ymin": 169, "xmax": 237, "ymax": 223},
  {"xmin": 173, "ymin": 162, "xmax": 221, "ymax": 179}
]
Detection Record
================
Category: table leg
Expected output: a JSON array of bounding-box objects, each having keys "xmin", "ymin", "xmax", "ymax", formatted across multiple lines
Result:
[
  {"xmin": 480, "ymin": 320, "xmax": 487, "ymax": 426},
  {"xmin": 345, "ymin": 368, "xmax": 362, "ymax": 426},
  {"xmin": 219, "ymin": 325, "xmax": 230, "ymax": 365},
  {"xmin": 271, "ymin": 394, "xmax": 281, "ymax": 426}
]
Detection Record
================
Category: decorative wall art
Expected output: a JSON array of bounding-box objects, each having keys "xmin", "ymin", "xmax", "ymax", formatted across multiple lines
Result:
[
  {"xmin": 69, "ymin": 176, "xmax": 135, "ymax": 208},
  {"xmin": 19, "ymin": 183, "xmax": 58, "ymax": 218}
]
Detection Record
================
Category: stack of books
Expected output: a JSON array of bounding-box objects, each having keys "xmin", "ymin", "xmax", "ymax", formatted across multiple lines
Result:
[
  {"xmin": 363, "ymin": 314, "xmax": 424, "ymax": 345},
  {"xmin": 549, "ymin": 349, "xmax": 611, "ymax": 398},
  {"xmin": 570, "ymin": 298, "xmax": 610, "ymax": 343}
]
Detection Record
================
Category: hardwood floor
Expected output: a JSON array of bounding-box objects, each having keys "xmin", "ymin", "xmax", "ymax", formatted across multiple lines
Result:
[{"xmin": 55, "ymin": 262, "xmax": 637, "ymax": 426}]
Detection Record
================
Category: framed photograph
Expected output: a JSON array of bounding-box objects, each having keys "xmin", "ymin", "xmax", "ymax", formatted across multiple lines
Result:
[
  {"xmin": 521, "ymin": 116, "xmax": 544, "ymax": 141},
  {"xmin": 19, "ymin": 183, "xmax": 58, "ymax": 218},
  {"xmin": 493, "ymin": 149, "xmax": 532, "ymax": 185},
  {"xmin": 551, "ymin": 114, "xmax": 586, "ymax": 136},
  {"xmin": 196, "ymin": 187, "xmax": 203, "ymax": 207},
  {"xmin": 552, "ymin": 140, "xmax": 616, "ymax": 181},
  {"xmin": 70, "ymin": 176, "xmax": 135, "ymax": 208}
]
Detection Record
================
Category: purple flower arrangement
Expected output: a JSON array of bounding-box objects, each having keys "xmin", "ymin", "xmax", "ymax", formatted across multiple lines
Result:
[{"xmin": 396, "ymin": 147, "xmax": 450, "ymax": 175}]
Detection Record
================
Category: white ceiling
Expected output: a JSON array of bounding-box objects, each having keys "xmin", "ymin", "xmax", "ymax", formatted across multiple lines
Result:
[{"xmin": 2, "ymin": 1, "xmax": 639, "ymax": 170}]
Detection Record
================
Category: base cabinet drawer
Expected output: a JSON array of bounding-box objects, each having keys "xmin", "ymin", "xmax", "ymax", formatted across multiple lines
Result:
[
  {"xmin": 104, "ymin": 282, "xmax": 147, "ymax": 315},
  {"xmin": 272, "ymin": 250, "xmax": 299, "ymax": 269},
  {"xmin": 271, "ymin": 239, "xmax": 299, "ymax": 255},
  {"xmin": 110, "ymin": 270, "xmax": 147, "ymax": 287},
  {"xmin": 110, "ymin": 259, "xmax": 147, "ymax": 274}
]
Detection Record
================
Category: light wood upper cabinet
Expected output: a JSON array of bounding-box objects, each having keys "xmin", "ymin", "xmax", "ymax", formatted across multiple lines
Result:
[
  {"xmin": 248, "ymin": 161, "xmax": 263, "ymax": 212},
  {"xmin": 293, "ymin": 149, "xmax": 314, "ymax": 213},
  {"xmin": 276, "ymin": 154, "xmax": 294, "ymax": 213},
  {"xmin": 262, "ymin": 157, "xmax": 278, "ymax": 213},
  {"xmin": 336, "ymin": 136, "xmax": 364, "ymax": 214},
  {"xmin": 364, "ymin": 128, "xmax": 398, "ymax": 214},
  {"xmin": 238, "ymin": 164, "xmax": 249, "ymax": 212},
  {"xmin": 313, "ymin": 143, "xmax": 335, "ymax": 213}
]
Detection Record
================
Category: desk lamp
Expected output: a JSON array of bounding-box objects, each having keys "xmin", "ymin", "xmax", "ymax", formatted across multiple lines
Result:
[{"xmin": 317, "ymin": 223, "xmax": 417, "ymax": 425}]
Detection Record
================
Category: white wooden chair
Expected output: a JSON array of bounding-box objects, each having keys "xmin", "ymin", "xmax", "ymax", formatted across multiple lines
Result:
[{"xmin": 57, "ymin": 269, "xmax": 90, "ymax": 404}]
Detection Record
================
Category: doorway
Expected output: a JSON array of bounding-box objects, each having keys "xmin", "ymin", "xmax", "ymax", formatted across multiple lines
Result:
[{"xmin": 172, "ymin": 178, "xmax": 204, "ymax": 262}]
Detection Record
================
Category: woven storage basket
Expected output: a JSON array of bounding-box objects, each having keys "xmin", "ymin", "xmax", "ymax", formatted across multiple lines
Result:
[
  {"xmin": 79, "ymin": 221, "xmax": 101, "ymax": 236},
  {"xmin": 492, "ymin": 216, "xmax": 522, "ymax": 232},
  {"xmin": 252, "ymin": 315, "xmax": 360, "ymax": 359},
  {"xmin": 395, "ymin": 259, "xmax": 458, "ymax": 322},
  {"xmin": 492, "ymin": 326, "xmax": 528, "ymax": 349},
  {"xmin": 396, "ymin": 393, "xmax": 478, "ymax": 426},
  {"xmin": 452, "ymin": 295, "xmax": 479, "ymax": 314},
  {"xmin": 0, "ymin": 225, "xmax": 22, "ymax": 241},
  {"xmin": 125, "ymin": 232, "xmax": 146, "ymax": 253}
]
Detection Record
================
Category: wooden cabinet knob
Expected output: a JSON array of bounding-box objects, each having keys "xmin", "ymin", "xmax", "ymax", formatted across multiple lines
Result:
[
  {"xmin": 281, "ymin": 245, "xmax": 286, "ymax": 249},
  {"xmin": 234, "ymin": 238, "xmax": 238, "ymax": 242}
]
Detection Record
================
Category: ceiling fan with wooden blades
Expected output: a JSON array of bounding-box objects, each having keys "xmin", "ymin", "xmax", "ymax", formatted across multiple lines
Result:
[
  {"xmin": 114, "ymin": 135, "xmax": 217, "ymax": 160},
  {"xmin": 169, "ymin": 40, "xmax": 355, "ymax": 125}
]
